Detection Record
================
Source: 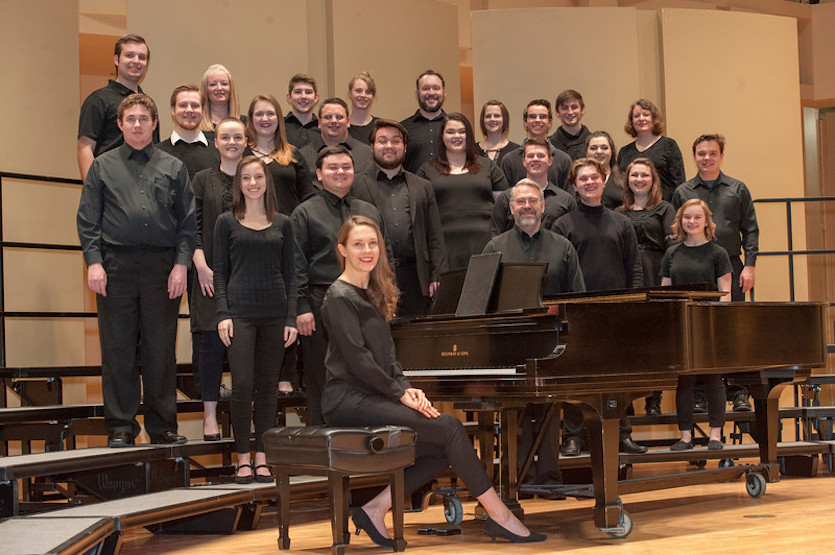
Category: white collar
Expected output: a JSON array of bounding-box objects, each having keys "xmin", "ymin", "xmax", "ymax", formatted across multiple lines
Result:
[{"xmin": 171, "ymin": 129, "xmax": 209, "ymax": 146}]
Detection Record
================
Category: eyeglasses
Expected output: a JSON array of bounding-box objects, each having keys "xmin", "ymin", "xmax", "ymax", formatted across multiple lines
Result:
[
  {"xmin": 513, "ymin": 197, "xmax": 541, "ymax": 207},
  {"xmin": 321, "ymin": 114, "xmax": 346, "ymax": 121},
  {"xmin": 525, "ymin": 114, "xmax": 550, "ymax": 121}
]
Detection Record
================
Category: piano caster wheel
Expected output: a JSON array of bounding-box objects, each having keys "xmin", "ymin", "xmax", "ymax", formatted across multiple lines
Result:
[
  {"xmin": 745, "ymin": 471, "xmax": 767, "ymax": 498},
  {"xmin": 443, "ymin": 496, "xmax": 463, "ymax": 525},
  {"xmin": 689, "ymin": 459, "xmax": 707, "ymax": 470},
  {"xmin": 603, "ymin": 509, "xmax": 633, "ymax": 539},
  {"xmin": 718, "ymin": 459, "xmax": 735, "ymax": 469}
]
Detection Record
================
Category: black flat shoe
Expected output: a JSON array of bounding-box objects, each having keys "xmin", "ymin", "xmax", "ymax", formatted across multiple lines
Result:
[
  {"xmin": 670, "ymin": 439, "xmax": 694, "ymax": 451},
  {"xmin": 484, "ymin": 517, "xmax": 546, "ymax": 543},
  {"xmin": 254, "ymin": 464, "xmax": 274, "ymax": 483},
  {"xmin": 203, "ymin": 433, "xmax": 221, "ymax": 441},
  {"xmin": 707, "ymin": 439, "xmax": 724, "ymax": 451},
  {"xmin": 151, "ymin": 431, "xmax": 187, "ymax": 445},
  {"xmin": 235, "ymin": 463, "xmax": 254, "ymax": 484},
  {"xmin": 352, "ymin": 508, "xmax": 394, "ymax": 548},
  {"xmin": 108, "ymin": 431, "xmax": 134, "ymax": 448}
]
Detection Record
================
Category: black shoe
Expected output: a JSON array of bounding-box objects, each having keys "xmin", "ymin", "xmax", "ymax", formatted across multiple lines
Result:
[
  {"xmin": 644, "ymin": 396, "xmax": 662, "ymax": 416},
  {"xmin": 708, "ymin": 439, "xmax": 724, "ymax": 451},
  {"xmin": 733, "ymin": 393, "xmax": 752, "ymax": 412},
  {"xmin": 152, "ymin": 431, "xmax": 188, "ymax": 445},
  {"xmin": 254, "ymin": 464, "xmax": 274, "ymax": 483},
  {"xmin": 352, "ymin": 508, "xmax": 394, "ymax": 548},
  {"xmin": 670, "ymin": 439, "xmax": 694, "ymax": 451},
  {"xmin": 694, "ymin": 396, "xmax": 708, "ymax": 414},
  {"xmin": 484, "ymin": 517, "xmax": 546, "ymax": 543},
  {"xmin": 620, "ymin": 437, "xmax": 648, "ymax": 454},
  {"xmin": 235, "ymin": 463, "xmax": 254, "ymax": 484},
  {"xmin": 108, "ymin": 431, "xmax": 134, "ymax": 448},
  {"xmin": 203, "ymin": 433, "xmax": 221, "ymax": 441},
  {"xmin": 219, "ymin": 384, "xmax": 232, "ymax": 401},
  {"xmin": 560, "ymin": 436, "xmax": 582, "ymax": 457}
]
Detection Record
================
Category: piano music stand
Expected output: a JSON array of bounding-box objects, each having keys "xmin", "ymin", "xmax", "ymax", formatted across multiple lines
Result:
[{"xmin": 456, "ymin": 253, "xmax": 502, "ymax": 317}]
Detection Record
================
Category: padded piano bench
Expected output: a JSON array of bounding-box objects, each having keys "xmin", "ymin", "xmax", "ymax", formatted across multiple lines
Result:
[{"xmin": 264, "ymin": 426, "xmax": 416, "ymax": 554}]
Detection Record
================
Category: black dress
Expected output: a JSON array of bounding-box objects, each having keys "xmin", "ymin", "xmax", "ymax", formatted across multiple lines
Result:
[
  {"xmin": 475, "ymin": 140, "xmax": 520, "ymax": 167},
  {"xmin": 621, "ymin": 201, "xmax": 676, "ymax": 287},
  {"xmin": 417, "ymin": 157, "xmax": 507, "ymax": 269},
  {"xmin": 617, "ymin": 137, "xmax": 685, "ymax": 202}
]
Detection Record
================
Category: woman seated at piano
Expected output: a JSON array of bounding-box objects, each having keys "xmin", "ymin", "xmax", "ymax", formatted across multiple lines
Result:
[
  {"xmin": 320, "ymin": 216, "xmax": 545, "ymax": 545},
  {"xmin": 660, "ymin": 199, "xmax": 732, "ymax": 451}
]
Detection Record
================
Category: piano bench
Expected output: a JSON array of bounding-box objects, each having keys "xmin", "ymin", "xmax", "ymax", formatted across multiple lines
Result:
[{"xmin": 264, "ymin": 426, "xmax": 416, "ymax": 554}]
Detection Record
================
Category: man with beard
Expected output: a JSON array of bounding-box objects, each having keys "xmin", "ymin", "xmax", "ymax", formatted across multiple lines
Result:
[
  {"xmin": 551, "ymin": 158, "xmax": 646, "ymax": 456},
  {"xmin": 401, "ymin": 70, "xmax": 447, "ymax": 173},
  {"xmin": 490, "ymin": 138, "xmax": 576, "ymax": 235},
  {"xmin": 352, "ymin": 119, "xmax": 447, "ymax": 316},
  {"xmin": 156, "ymin": 84, "xmax": 219, "ymax": 180},
  {"xmin": 299, "ymin": 97, "xmax": 374, "ymax": 179},
  {"xmin": 500, "ymin": 99, "xmax": 572, "ymax": 191}
]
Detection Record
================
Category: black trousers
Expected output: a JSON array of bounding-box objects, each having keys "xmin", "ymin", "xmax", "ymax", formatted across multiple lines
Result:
[
  {"xmin": 97, "ymin": 247, "xmax": 180, "ymax": 439},
  {"xmin": 299, "ymin": 285, "xmax": 329, "ymax": 425},
  {"xmin": 518, "ymin": 404, "xmax": 562, "ymax": 484},
  {"xmin": 394, "ymin": 262, "xmax": 429, "ymax": 317},
  {"xmin": 325, "ymin": 394, "xmax": 493, "ymax": 499},
  {"xmin": 199, "ymin": 329, "xmax": 226, "ymax": 402},
  {"xmin": 563, "ymin": 403, "xmax": 633, "ymax": 444},
  {"xmin": 677, "ymin": 375, "xmax": 725, "ymax": 431},
  {"xmin": 227, "ymin": 317, "xmax": 285, "ymax": 453}
]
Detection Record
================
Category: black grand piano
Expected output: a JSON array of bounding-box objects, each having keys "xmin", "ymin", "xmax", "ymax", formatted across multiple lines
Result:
[{"xmin": 391, "ymin": 256, "xmax": 826, "ymax": 537}]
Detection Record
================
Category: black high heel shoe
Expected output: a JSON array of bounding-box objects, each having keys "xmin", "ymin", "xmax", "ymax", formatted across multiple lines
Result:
[
  {"xmin": 484, "ymin": 517, "xmax": 546, "ymax": 543},
  {"xmin": 352, "ymin": 508, "xmax": 394, "ymax": 548}
]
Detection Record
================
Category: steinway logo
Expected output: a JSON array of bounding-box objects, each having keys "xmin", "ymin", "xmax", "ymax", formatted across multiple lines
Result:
[{"xmin": 441, "ymin": 344, "xmax": 469, "ymax": 357}]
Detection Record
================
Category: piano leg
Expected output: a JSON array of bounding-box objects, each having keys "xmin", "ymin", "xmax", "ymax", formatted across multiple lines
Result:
[
  {"xmin": 499, "ymin": 407, "xmax": 523, "ymax": 518},
  {"xmin": 583, "ymin": 411, "xmax": 623, "ymax": 529}
]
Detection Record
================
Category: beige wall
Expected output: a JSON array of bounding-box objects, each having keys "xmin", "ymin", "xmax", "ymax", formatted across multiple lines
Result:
[
  {"xmin": 809, "ymin": 3, "xmax": 835, "ymax": 102},
  {"xmin": 1, "ymin": 0, "xmax": 80, "ymax": 177},
  {"xmin": 472, "ymin": 7, "xmax": 641, "ymax": 146},
  {"xmin": 661, "ymin": 8, "xmax": 807, "ymax": 301}
]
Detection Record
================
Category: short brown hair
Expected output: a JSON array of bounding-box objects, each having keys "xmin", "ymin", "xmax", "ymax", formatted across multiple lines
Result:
[
  {"xmin": 568, "ymin": 158, "xmax": 605, "ymax": 186},
  {"xmin": 692, "ymin": 134, "xmax": 726, "ymax": 154},
  {"xmin": 556, "ymin": 89, "xmax": 584, "ymax": 110},
  {"xmin": 118, "ymin": 93, "xmax": 158, "ymax": 122},
  {"xmin": 369, "ymin": 119, "xmax": 408, "ymax": 146},
  {"xmin": 288, "ymin": 74, "xmax": 317, "ymax": 95},
  {"xmin": 523, "ymin": 99, "xmax": 552, "ymax": 121},
  {"xmin": 416, "ymin": 70, "xmax": 445, "ymax": 90},
  {"xmin": 316, "ymin": 145, "xmax": 354, "ymax": 170},
  {"xmin": 672, "ymin": 198, "xmax": 717, "ymax": 242},
  {"xmin": 318, "ymin": 97, "xmax": 349, "ymax": 118},
  {"xmin": 624, "ymin": 99, "xmax": 664, "ymax": 137},
  {"xmin": 169, "ymin": 84, "xmax": 201, "ymax": 107},
  {"xmin": 523, "ymin": 137, "xmax": 552, "ymax": 158},
  {"xmin": 114, "ymin": 34, "xmax": 149, "ymax": 60},
  {"xmin": 349, "ymin": 71, "xmax": 377, "ymax": 95}
]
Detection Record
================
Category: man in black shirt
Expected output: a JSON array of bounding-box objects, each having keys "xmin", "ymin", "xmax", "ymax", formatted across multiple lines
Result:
[
  {"xmin": 291, "ymin": 145, "xmax": 387, "ymax": 425},
  {"xmin": 500, "ymin": 99, "xmax": 572, "ymax": 191},
  {"xmin": 77, "ymin": 34, "xmax": 159, "ymax": 181},
  {"xmin": 401, "ymin": 70, "xmax": 447, "ymax": 173},
  {"xmin": 284, "ymin": 74, "xmax": 320, "ymax": 149},
  {"xmin": 548, "ymin": 90, "xmax": 591, "ymax": 161},
  {"xmin": 491, "ymin": 138, "xmax": 576, "ymax": 235},
  {"xmin": 352, "ymin": 119, "xmax": 447, "ymax": 316},
  {"xmin": 483, "ymin": 180, "xmax": 584, "ymax": 491},
  {"xmin": 673, "ymin": 134, "xmax": 760, "ymax": 411},
  {"xmin": 77, "ymin": 94, "xmax": 195, "ymax": 448},
  {"xmin": 552, "ymin": 158, "xmax": 646, "ymax": 456},
  {"xmin": 299, "ymin": 98, "xmax": 374, "ymax": 178},
  {"xmin": 156, "ymin": 84, "xmax": 219, "ymax": 180}
]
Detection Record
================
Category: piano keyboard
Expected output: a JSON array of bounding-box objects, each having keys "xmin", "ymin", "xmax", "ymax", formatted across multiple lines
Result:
[{"xmin": 403, "ymin": 367, "xmax": 521, "ymax": 377}]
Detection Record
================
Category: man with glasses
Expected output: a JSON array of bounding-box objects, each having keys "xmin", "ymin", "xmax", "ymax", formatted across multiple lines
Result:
[
  {"xmin": 500, "ymin": 99, "xmax": 572, "ymax": 192},
  {"xmin": 299, "ymin": 97, "xmax": 373, "ymax": 182}
]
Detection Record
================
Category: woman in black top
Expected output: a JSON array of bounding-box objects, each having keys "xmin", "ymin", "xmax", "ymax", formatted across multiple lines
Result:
[
  {"xmin": 616, "ymin": 99, "xmax": 685, "ymax": 202},
  {"xmin": 418, "ymin": 113, "xmax": 507, "ymax": 269},
  {"xmin": 586, "ymin": 131, "xmax": 625, "ymax": 210},
  {"xmin": 321, "ymin": 216, "xmax": 544, "ymax": 545},
  {"xmin": 214, "ymin": 156, "xmax": 298, "ymax": 483},
  {"xmin": 475, "ymin": 100, "xmax": 520, "ymax": 165},
  {"xmin": 661, "ymin": 199, "xmax": 732, "ymax": 451},
  {"xmin": 191, "ymin": 118, "xmax": 246, "ymax": 441}
]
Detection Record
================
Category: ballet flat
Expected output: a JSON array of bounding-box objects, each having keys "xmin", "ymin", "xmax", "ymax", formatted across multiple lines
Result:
[
  {"xmin": 203, "ymin": 433, "xmax": 221, "ymax": 441},
  {"xmin": 352, "ymin": 508, "xmax": 394, "ymax": 548},
  {"xmin": 484, "ymin": 517, "xmax": 546, "ymax": 543}
]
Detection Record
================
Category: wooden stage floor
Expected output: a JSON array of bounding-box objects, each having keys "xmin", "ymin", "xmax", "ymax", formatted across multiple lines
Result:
[{"xmin": 118, "ymin": 462, "xmax": 833, "ymax": 554}]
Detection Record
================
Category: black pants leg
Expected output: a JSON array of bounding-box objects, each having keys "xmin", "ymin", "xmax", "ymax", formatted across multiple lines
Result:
[
  {"xmin": 300, "ymin": 285, "xmax": 328, "ymax": 425},
  {"xmin": 325, "ymin": 395, "xmax": 493, "ymax": 498},
  {"xmin": 227, "ymin": 317, "xmax": 285, "ymax": 453},
  {"xmin": 517, "ymin": 404, "xmax": 561, "ymax": 484},
  {"xmin": 200, "ymin": 329, "xmax": 226, "ymax": 402},
  {"xmin": 677, "ymin": 375, "xmax": 726, "ymax": 431}
]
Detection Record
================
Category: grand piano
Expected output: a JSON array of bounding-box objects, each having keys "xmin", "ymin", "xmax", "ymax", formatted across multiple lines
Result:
[{"xmin": 391, "ymin": 256, "xmax": 827, "ymax": 537}]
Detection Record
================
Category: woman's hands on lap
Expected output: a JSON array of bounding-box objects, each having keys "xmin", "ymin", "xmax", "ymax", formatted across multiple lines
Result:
[{"xmin": 400, "ymin": 388, "xmax": 441, "ymax": 418}]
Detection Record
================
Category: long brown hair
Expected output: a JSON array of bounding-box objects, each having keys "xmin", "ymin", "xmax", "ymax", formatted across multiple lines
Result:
[
  {"xmin": 621, "ymin": 158, "xmax": 662, "ymax": 211},
  {"xmin": 336, "ymin": 216, "xmax": 399, "ymax": 321},
  {"xmin": 429, "ymin": 113, "xmax": 481, "ymax": 175},
  {"xmin": 232, "ymin": 156, "xmax": 278, "ymax": 222},
  {"xmin": 246, "ymin": 94, "xmax": 296, "ymax": 166}
]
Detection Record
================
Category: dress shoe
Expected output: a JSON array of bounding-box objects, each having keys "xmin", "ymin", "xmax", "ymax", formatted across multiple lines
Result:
[
  {"xmin": 151, "ymin": 431, "xmax": 187, "ymax": 445},
  {"xmin": 644, "ymin": 395, "xmax": 662, "ymax": 416},
  {"xmin": 108, "ymin": 431, "xmax": 134, "ymax": 448},
  {"xmin": 352, "ymin": 508, "xmax": 394, "ymax": 548},
  {"xmin": 620, "ymin": 437, "xmax": 648, "ymax": 454},
  {"xmin": 733, "ymin": 392, "xmax": 753, "ymax": 412},
  {"xmin": 484, "ymin": 517, "xmax": 546, "ymax": 543},
  {"xmin": 235, "ymin": 463, "xmax": 254, "ymax": 484},
  {"xmin": 670, "ymin": 439, "xmax": 694, "ymax": 451},
  {"xmin": 560, "ymin": 436, "xmax": 582, "ymax": 457},
  {"xmin": 707, "ymin": 439, "xmax": 724, "ymax": 451},
  {"xmin": 694, "ymin": 396, "xmax": 708, "ymax": 414},
  {"xmin": 254, "ymin": 464, "xmax": 275, "ymax": 483},
  {"xmin": 203, "ymin": 433, "xmax": 221, "ymax": 442},
  {"xmin": 219, "ymin": 384, "xmax": 232, "ymax": 401}
]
